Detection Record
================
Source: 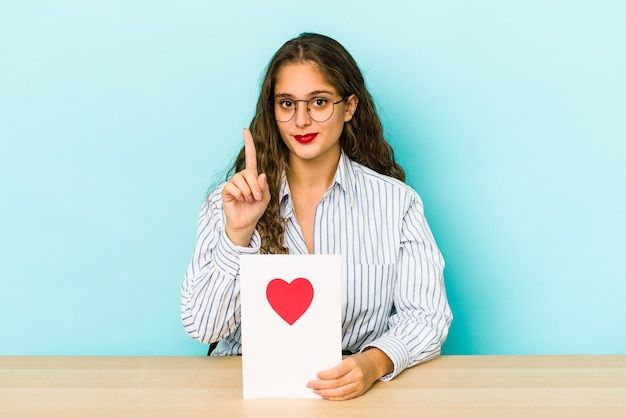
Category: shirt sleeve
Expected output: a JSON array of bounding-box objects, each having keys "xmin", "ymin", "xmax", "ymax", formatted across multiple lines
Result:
[
  {"xmin": 362, "ymin": 193, "xmax": 452, "ymax": 380},
  {"xmin": 180, "ymin": 189, "xmax": 261, "ymax": 344}
]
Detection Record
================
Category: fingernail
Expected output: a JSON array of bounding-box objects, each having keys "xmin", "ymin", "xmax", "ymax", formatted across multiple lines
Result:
[{"xmin": 255, "ymin": 192, "xmax": 262, "ymax": 200}]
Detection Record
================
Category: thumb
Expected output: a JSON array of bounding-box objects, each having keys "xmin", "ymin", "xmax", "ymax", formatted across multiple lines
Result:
[
  {"xmin": 258, "ymin": 173, "xmax": 270, "ymax": 200},
  {"xmin": 258, "ymin": 173, "xmax": 268, "ymax": 191}
]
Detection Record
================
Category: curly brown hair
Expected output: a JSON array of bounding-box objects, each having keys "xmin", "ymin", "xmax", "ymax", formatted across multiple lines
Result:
[{"xmin": 227, "ymin": 33, "xmax": 405, "ymax": 254}]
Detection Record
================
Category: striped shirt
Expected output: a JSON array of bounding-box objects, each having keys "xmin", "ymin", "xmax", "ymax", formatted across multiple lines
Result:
[{"xmin": 181, "ymin": 152, "xmax": 452, "ymax": 380}]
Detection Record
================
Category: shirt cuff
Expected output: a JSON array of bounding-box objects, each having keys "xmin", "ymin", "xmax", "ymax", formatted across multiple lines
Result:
[
  {"xmin": 214, "ymin": 228, "xmax": 261, "ymax": 276},
  {"xmin": 361, "ymin": 335, "xmax": 410, "ymax": 381}
]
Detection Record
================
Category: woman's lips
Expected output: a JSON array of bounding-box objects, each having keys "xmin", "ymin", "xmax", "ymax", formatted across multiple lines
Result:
[{"xmin": 294, "ymin": 133, "xmax": 318, "ymax": 144}]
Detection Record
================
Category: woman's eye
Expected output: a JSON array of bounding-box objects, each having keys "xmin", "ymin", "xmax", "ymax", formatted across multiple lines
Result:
[
  {"xmin": 280, "ymin": 100, "xmax": 294, "ymax": 108},
  {"xmin": 311, "ymin": 98, "xmax": 328, "ymax": 107}
]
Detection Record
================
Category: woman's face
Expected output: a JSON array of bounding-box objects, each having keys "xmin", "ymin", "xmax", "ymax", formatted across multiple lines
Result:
[{"xmin": 273, "ymin": 61, "xmax": 357, "ymax": 167}]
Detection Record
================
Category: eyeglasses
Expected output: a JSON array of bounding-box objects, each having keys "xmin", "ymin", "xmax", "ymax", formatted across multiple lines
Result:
[{"xmin": 272, "ymin": 96, "xmax": 348, "ymax": 123}]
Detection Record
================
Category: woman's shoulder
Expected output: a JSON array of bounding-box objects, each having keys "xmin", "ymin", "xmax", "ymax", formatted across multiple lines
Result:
[
  {"xmin": 349, "ymin": 159, "xmax": 421, "ymax": 201},
  {"xmin": 204, "ymin": 182, "xmax": 227, "ymax": 210}
]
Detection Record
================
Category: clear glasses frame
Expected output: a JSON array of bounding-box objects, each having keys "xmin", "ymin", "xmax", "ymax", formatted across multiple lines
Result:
[{"xmin": 272, "ymin": 96, "xmax": 348, "ymax": 123}]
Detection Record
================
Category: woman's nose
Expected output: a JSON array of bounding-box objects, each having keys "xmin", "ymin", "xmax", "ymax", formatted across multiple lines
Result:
[{"xmin": 294, "ymin": 103, "xmax": 312, "ymax": 127}]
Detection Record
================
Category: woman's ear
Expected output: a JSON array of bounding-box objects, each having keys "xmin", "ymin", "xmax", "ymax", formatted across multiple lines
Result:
[{"xmin": 343, "ymin": 94, "xmax": 359, "ymax": 122}]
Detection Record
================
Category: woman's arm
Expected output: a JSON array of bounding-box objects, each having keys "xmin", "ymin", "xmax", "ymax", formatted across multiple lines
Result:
[
  {"xmin": 365, "ymin": 194, "xmax": 453, "ymax": 380},
  {"xmin": 180, "ymin": 196, "xmax": 261, "ymax": 344},
  {"xmin": 307, "ymin": 194, "xmax": 452, "ymax": 399},
  {"xmin": 181, "ymin": 129, "xmax": 270, "ymax": 344}
]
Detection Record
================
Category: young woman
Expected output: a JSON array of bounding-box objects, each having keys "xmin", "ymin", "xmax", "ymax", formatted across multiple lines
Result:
[{"xmin": 181, "ymin": 33, "xmax": 452, "ymax": 400}]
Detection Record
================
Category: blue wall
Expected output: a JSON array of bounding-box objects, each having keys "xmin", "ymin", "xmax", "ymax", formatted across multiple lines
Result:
[{"xmin": 1, "ymin": 1, "xmax": 624, "ymax": 355}]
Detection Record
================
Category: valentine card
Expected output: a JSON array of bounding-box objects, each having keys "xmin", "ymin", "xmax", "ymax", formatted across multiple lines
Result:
[{"xmin": 239, "ymin": 254, "xmax": 342, "ymax": 398}]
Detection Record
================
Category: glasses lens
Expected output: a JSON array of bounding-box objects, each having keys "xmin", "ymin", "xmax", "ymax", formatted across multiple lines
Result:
[
  {"xmin": 274, "ymin": 98, "xmax": 295, "ymax": 122},
  {"xmin": 307, "ymin": 97, "xmax": 334, "ymax": 122}
]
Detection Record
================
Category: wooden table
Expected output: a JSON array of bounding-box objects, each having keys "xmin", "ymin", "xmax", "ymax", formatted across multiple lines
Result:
[{"xmin": 1, "ymin": 355, "xmax": 624, "ymax": 417}]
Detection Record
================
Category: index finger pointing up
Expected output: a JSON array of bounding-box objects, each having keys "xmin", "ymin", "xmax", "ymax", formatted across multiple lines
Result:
[{"xmin": 243, "ymin": 128, "xmax": 258, "ymax": 172}]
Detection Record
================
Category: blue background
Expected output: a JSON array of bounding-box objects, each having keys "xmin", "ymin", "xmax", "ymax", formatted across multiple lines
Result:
[{"xmin": 1, "ymin": 1, "xmax": 624, "ymax": 356}]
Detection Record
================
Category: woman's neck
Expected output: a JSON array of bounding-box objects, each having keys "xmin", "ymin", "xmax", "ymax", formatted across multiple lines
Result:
[{"xmin": 287, "ymin": 151, "xmax": 340, "ymax": 192}]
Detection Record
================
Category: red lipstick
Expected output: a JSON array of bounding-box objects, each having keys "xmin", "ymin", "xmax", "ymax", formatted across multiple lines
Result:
[{"xmin": 294, "ymin": 133, "xmax": 318, "ymax": 144}]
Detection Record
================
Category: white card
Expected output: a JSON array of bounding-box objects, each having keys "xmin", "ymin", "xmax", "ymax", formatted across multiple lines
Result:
[{"xmin": 239, "ymin": 254, "xmax": 342, "ymax": 398}]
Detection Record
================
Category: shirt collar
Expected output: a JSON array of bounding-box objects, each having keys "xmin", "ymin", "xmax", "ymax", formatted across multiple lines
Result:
[{"xmin": 334, "ymin": 151, "xmax": 356, "ymax": 207}]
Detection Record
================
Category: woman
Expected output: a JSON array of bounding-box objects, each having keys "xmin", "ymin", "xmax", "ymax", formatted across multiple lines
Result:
[{"xmin": 181, "ymin": 33, "xmax": 452, "ymax": 400}]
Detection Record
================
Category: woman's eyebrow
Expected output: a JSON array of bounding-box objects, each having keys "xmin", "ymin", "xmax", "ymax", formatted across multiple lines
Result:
[
  {"xmin": 308, "ymin": 90, "xmax": 334, "ymax": 96},
  {"xmin": 274, "ymin": 90, "xmax": 334, "ymax": 98}
]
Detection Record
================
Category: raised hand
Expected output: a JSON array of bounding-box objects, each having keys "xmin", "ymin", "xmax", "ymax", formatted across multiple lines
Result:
[{"xmin": 221, "ymin": 128, "xmax": 271, "ymax": 247}]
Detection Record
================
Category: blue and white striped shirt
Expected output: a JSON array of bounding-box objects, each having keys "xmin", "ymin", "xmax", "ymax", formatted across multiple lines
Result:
[{"xmin": 181, "ymin": 152, "xmax": 452, "ymax": 380}]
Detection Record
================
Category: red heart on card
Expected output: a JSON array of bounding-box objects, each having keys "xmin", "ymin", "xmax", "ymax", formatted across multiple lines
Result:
[{"xmin": 266, "ymin": 278, "xmax": 314, "ymax": 325}]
